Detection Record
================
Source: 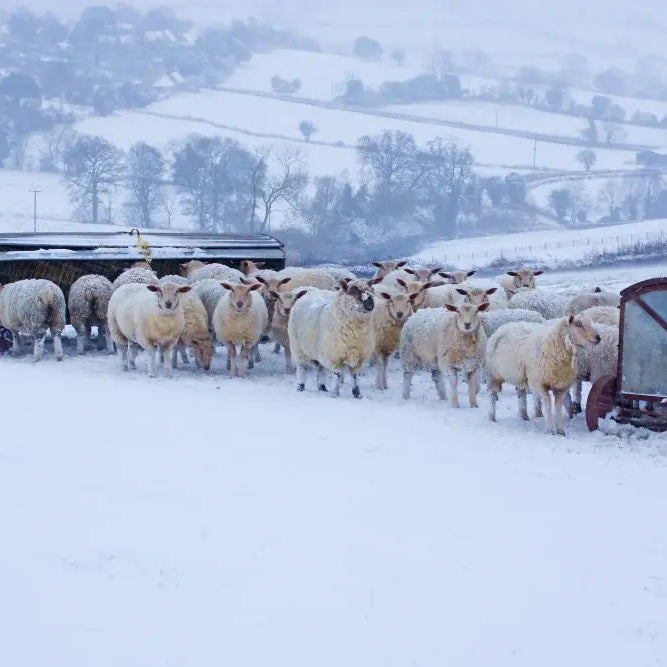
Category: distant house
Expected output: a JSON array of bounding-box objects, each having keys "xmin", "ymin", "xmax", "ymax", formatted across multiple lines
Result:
[
  {"xmin": 636, "ymin": 150, "xmax": 667, "ymax": 167},
  {"xmin": 152, "ymin": 71, "xmax": 185, "ymax": 93},
  {"xmin": 633, "ymin": 111, "xmax": 659, "ymax": 126},
  {"xmin": 144, "ymin": 30, "xmax": 179, "ymax": 44}
]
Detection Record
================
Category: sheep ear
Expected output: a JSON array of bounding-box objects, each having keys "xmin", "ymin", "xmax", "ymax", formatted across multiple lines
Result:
[
  {"xmin": 568, "ymin": 315, "xmax": 574, "ymax": 324},
  {"xmin": 379, "ymin": 291, "xmax": 392, "ymax": 300},
  {"xmin": 533, "ymin": 270, "xmax": 544, "ymax": 276},
  {"xmin": 295, "ymin": 289, "xmax": 308, "ymax": 301},
  {"xmin": 403, "ymin": 268, "xmax": 416, "ymax": 275},
  {"xmin": 477, "ymin": 302, "xmax": 490, "ymax": 312},
  {"xmin": 445, "ymin": 303, "xmax": 458, "ymax": 312},
  {"xmin": 467, "ymin": 270, "xmax": 476, "ymax": 277},
  {"xmin": 396, "ymin": 278, "xmax": 407, "ymax": 289},
  {"xmin": 396, "ymin": 261, "xmax": 407, "ymax": 268},
  {"xmin": 594, "ymin": 286, "xmax": 601, "ymax": 293},
  {"xmin": 409, "ymin": 293, "xmax": 420, "ymax": 302},
  {"xmin": 456, "ymin": 288, "xmax": 468, "ymax": 296},
  {"xmin": 368, "ymin": 277, "xmax": 382, "ymax": 286},
  {"xmin": 239, "ymin": 276, "xmax": 249, "ymax": 284},
  {"xmin": 506, "ymin": 271, "xmax": 518, "ymax": 277},
  {"xmin": 421, "ymin": 282, "xmax": 434, "ymax": 291},
  {"xmin": 221, "ymin": 283, "xmax": 233, "ymax": 291},
  {"xmin": 249, "ymin": 283, "xmax": 262, "ymax": 292},
  {"xmin": 254, "ymin": 262, "xmax": 265, "ymax": 269},
  {"xmin": 280, "ymin": 277, "xmax": 292, "ymax": 285},
  {"xmin": 339, "ymin": 279, "xmax": 351, "ymax": 292},
  {"xmin": 146, "ymin": 284, "xmax": 160, "ymax": 293},
  {"xmin": 486, "ymin": 287, "xmax": 498, "ymax": 295},
  {"xmin": 371, "ymin": 261, "xmax": 382, "ymax": 268},
  {"xmin": 177, "ymin": 286, "xmax": 191, "ymax": 294},
  {"xmin": 429, "ymin": 267, "xmax": 442, "ymax": 275},
  {"xmin": 254, "ymin": 275, "xmax": 266, "ymax": 284},
  {"xmin": 269, "ymin": 290, "xmax": 280, "ymax": 300},
  {"xmin": 439, "ymin": 272, "xmax": 452, "ymax": 280}
]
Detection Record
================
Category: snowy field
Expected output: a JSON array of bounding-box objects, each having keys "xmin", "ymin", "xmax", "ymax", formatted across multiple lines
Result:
[
  {"xmin": 2, "ymin": 259, "xmax": 667, "ymax": 666},
  {"xmin": 414, "ymin": 218, "xmax": 667, "ymax": 268}
]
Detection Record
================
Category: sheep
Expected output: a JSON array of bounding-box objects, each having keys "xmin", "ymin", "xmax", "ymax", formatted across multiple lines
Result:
[
  {"xmin": 508, "ymin": 288, "xmax": 568, "ymax": 320},
  {"xmin": 179, "ymin": 260, "xmax": 244, "ymax": 284},
  {"xmin": 269, "ymin": 288, "xmax": 310, "ymax": 372},
  {"xmin": 428, "ymin": 283, "xmax": 505, "ymax": 311},
  {"xmin": 485, "ymin": 314, "xmax": 601, "ymax": 434},
  {"xmin": 382, "ymin": 267, "xmax": 440, "ymax": 288},
  {"xmin": 401, "ymin": 302, "xmax": 489, "ymax": 407},
  {"xmin": 212, "ymin": 280, "xmax": 268, "ymax": 377},
  {"xmin": 171, "ymin": 292, "xmax": 215, "ymax": 372},
  {"xmin": 239, "ymin": 260, "xmax": 266, "ymax": 276},
  {"xmin": 371, "ymin": 259, "xmax": 407, "ymax": 281},
  {"xmin": 579, "ymin": 305, "xmax": 620, "ymax": 327},
  {"xmin": 67, "ymin": 274, "xmax": 114, "ymax": 355},
  {"xmin": 108, "ymin": 282, "xmax": 191, "ymax": 377},
  {"xmin": 481, "ymin": 308, "xmax": 545, "ymax": 338},
  {"xmin": 565, "ymin": 287, "xmax": 619, "ymax": 315},
  {"xmin": 395, "ymin": 278, "xmax": 438, "ymax": 311},
  {"xmin": 569, "ymin": 323, "xmax": 619, "ymax": 414},
  {"xmin": 189, "ymin": 279, "xmax": 225, "ymax": 329},
  {"xmin": 499, "ymin": 268, "xmax": 544, "ymax": 298},
  {"xmin": 402, "ymin": 265, "xmax": 444, "ymax": 282},
  {"xmin": 0, "ymin": 279, "xmax": 66, "ymax": 362},
  {"xmin": 159, "ymin": 274, "xmax": 191, "ymax": 286},
  {"xmin": 439, "ymin": 269, "xmax": 476, "ymax": 284},
  {"xmin": 112, "ymin": 266, "xmax": 158, "ymax": 291},
  {"xmin": 371, "ymin": 287, "xmax": 414, "ymax": 390},
  {"xmin": 288, "ymin": 278, "xmax": 376, "ymax": 398},
  {"xmin": 321, "ymin": 266, "xmax": 356, "ymax": 283}
]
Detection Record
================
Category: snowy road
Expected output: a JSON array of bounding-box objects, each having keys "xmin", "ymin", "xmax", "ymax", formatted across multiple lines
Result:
[{"xmin": 1, "ymin": 343, "xmax": 666, "ymax": 666}]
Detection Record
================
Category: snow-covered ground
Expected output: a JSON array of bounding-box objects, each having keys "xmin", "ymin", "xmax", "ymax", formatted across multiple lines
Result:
[
  {"xmin": 414, "ymin": 218, "xmax": 667, "ymax": 268},
  {"xmin": 2, "ymin": 258, "xmax": 667, "ymax": 666}
]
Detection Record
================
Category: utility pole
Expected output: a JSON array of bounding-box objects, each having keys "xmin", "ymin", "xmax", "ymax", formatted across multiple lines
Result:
[
  {"xmin": 29, "ymin": 188, "xmax": 42, "ymax": 232},
  {"xmin": 532, "ymin": 137, "xmax": 537, "ymax": 169}
]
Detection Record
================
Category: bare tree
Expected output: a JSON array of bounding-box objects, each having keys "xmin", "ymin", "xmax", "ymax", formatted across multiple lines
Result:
[
  {"xmin": 619, "ymin": 178, "xmax": 643, "ymax": 220},
  {"xmin": 125, "ymin": 141, "xmax": 165, "ymax": 227},
  {"xmin": 576, "ymin": 148, "xmax": 597, "ymax": 172},
  {"xmin": 602, "ymin": 121, "xmax": 626, "ymax": 145},
  {"xmin": 579, "ymin": 119, "xmax": 598, "ymax": 144},
  {"xmin": 40, "ymin": 126, "xmax": 76, "ymax": 173},
  {"xmin": 162, "ymin": 194, "xmax": 177, "ymax": 229},
  {"xmin": 298, "ymin": 120, "xmax": 317, "ymax": 142},
  {"xmin": 598, "ymin": 178, "xmax": 621, "ymax": 220}
]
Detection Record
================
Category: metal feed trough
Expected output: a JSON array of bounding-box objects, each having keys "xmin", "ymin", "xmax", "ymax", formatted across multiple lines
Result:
[{"xmin": 586, "ymin": 277, "xmax": 667, "ymax": 432}]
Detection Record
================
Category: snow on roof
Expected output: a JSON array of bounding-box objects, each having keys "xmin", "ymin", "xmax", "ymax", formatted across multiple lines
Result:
[
  {"xmin": 153, "ymin": 74, "xmax": 176, "ymax": 89},
  {"xmin": 144, "ymin": 30, "xmax": 177, "ymax": 43}
]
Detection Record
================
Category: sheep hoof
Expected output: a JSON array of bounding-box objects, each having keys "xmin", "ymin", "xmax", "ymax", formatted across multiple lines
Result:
[
  {"xmin": 573, "ymin": 402, "xmax": 582, "ymax": 414},
  {"xmin": 318, "ymin": 384, "xmax": 327, "ymax": 392},
  {"xmin": 352, "ymin": 386, "xmax": 362, "ymax": 399},
  {"xmin": 297, "ymin": 383, "xmax": 305, "ymax": 392}
]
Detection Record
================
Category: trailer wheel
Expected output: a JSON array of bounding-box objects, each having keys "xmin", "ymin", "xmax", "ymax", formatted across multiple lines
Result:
[{"xmin": 586, "ymin": 375, "xmax": 617, "ymax": 432}]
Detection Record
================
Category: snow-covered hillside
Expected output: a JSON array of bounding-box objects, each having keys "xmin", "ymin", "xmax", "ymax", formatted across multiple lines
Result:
[{"xmin": 1, "ymin": 259, "xmax": 667, "ymax": 666}]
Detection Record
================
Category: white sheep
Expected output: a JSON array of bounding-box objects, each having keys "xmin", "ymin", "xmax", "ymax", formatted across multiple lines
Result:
[
  {"xmin": 179, "ymin": 260, "xmax": 244, "ymax": 283},
  {"xmin": 565, "ymin": 287, "xmax": 619, "ymax": 315},
  {"xmin": 439, "ymin": 269, "xmax": 477, "ymax": 284},
  {"xmin": 170, "ymin": 292, "xmax": 215, "ymax": 372},
  {"xmin": 395, "ymin": 278, "xmax": 438, "ymax": 311},
  {"xmin": 0, "ymin": 279, "xmax": 66, "ymax": 361},
  {"xmin": 382, "ymin": 266, "xmax": 441, "ymax": 288},
  {"xmin": 508, "ymin": 288, "xmax": 568, "ymax": 320},
  {"xmin": 370, "ymin": 259, "xmax": 408, "ymax": 281},
  {"xmin": 108, "ymin": 282, "xmax": 191, "ymax": 377},
  {"xmin": 371, "ymin": 287, "xmax": 414, "ymax": 390},
  {"xmin": 269, "ymin": 287, "xmax": 310, "ymax": 372},
  {"xmin": 481, "ymin": 308, "xmax": 545, "ymax": 338},
  {"xmin": 499, "ymin": 268, "xmax": 544, "ymax": 298},
  {"xmin": 239, "ymin": 260, "xmax": 268, "ymax": 276},
  {"xmin": 189, "ymin": 279, "xmax": 225, "ymax": 329},
  {"xmin": 288, "ymin": 278, "xmax": 376, "ymax": 398},
  {"xmin": 485, "ymin": 314, "xmax": 601, "ymax": 434},
  {"xmin": 579, "ymin": 305, "xmax": 620, "ymax": 327},
  {"xmin": 427, "ymin": 282, "xmax": 505, "ymax": 310},
  {"xmin": 112, "ymin": 266, "xmax": 158, "ymax": 291},
  {"xmin": 212, "ymin": 280, "xmax": 268, "ymax": 377},
  {"xmin": 67, "ymin": 274, "xmax": 114, "ymax": 354},
  {"xmin": 401, "ymin": 302, "xmax": 489, "ymax": 407},
  {"xmin": 570, "ymin": 323, "xmax": 619, "ymax": 414},
  {"xmin": 159, "ymin": 274, "xmax": 191, "ymax": 286}
]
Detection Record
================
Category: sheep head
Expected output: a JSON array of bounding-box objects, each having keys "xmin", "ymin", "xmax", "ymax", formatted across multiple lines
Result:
[
  {"xmin": 339, "ymin": 278, "xmax": 375, "ymax": 313},
  {"xmin": 254, "ymin": 274, "xmax": 291, "ymax": 298},
  {"xmin": 566, "ymin": 314, "xmax": 601, "ymax": 347},
  {"xmin": 370, "ymin": 259, "xmax": 407, "ymax": 280},
  {"xmin": 240, "ymin": 260, "xmax": 265, "ymax": 276},
  {"xmin": 456, "ymin": 286, "xmax": 497, "ymax": 307},
  {"xmin": 146, "ymin": 283, "xmax": 191, "ymax": 314},
  {"xmin": 440, "ymin": 269, "xmax": 476, "ymax": 284},
  {"xmin": 403, "ymin": 266, "xmax": 442, "ymax": 282},
  {"xmin": 271, "ymin": 288, "xmax": 308, "ymax": 318},
  {"xmin": 445, "ymin": 301, "xmax": 489, "ymax": 333},
  {"xmin": 179, "ymin": 260, "xmax": 206, "ymax": 277},
  {"xmin": 190, "ymin": 336, "xmax": 215, "ymax": 371},
  {"xmin": 377, "ymin": 290, "xmax": 413, "ymax": 324},
  {"xmin": 396, "ymin": 278, "xmax": 436, "ymax": 311},
  {"xmin": 221, "ymin": 281, "xmax": 262, "ymax": 312},
  {"xmin": 506, "ymin": 268, "xmax": 543, "ymax": 289}
]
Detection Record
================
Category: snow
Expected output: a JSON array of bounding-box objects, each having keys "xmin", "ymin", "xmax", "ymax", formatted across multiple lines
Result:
[
  {"xmin": 414, "ymin": 219, "xmax": 667, "ymax": 268},
  {"xmin": 1, "ymin": 264, "xmax": 667, "ymax": 665}
]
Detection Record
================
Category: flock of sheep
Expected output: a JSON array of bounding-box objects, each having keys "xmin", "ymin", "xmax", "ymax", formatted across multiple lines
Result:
[{"xmin": 0, "ymin": 257, "xmax": 621, "ymax": 435}]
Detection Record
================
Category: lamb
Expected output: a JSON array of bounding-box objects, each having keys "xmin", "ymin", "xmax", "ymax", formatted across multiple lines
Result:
[
  {"xmin": 189, "ymin": 279, "xmax": 225, "ymax": 329},
  {"xmin": 570, "ymin": 323, "xmax": 619, "ymax": 414},
  {"xmin": 480, "ymin": 308, "xmax": 545, "ymax": 338},
  {"xmin": 179, "ymin": 260, "xmax": 244, "ymax": 284},
  {"xmin": 371, "ymin": 259, "xmax": 407, "ymax": 281},
  {"xmin": 112, "ymin": 266, "xmax": 158, "ymax": 291},
  {"xmin": 0, "ymin": 279, "xmax": 66, "ymax": 361},
  {"xmin": 269, "ymin": 288, "xmax": 309, "ymax": 372},
  {"xmin": 288, "ymin": 278, "xmax": 376, "ymax": 398},
  {"xmin": 400, "ymin": 302, "xmax": 489, "ymax": 406},
  {"xmin": 67, "ymin": 274, "xmax": 114, "ymax": 354},
  {"xmin": 508, "ymin": 288, "xmax": 568, "ymax": 320},
  {"xmin": 371, "ymin": 287, "xmax": 414, "ymax": 390},
  {"xmin": 171, "ymin": 292, "xmax": 215, "ymax": 372},
  {"xmin": 579, "ymin": 305, "xmax": 620, "ymax": 327},
  {"xmin": 439, "ymin": 269, "xmax": 476, "ymax": 284},
  {"xmin": 395, "ymin": 278, "xmax": 437, "ymax": 311},
  {"xmin": 485, "ymin": 314, "xmax": 601, "ymax": 434},
  {"xmin": 499, "ymin": 268, "xmax": 544, "ymax": 298},
  {"xmin": 159, "ymin": 274, "xmax": 191, "ymax": 286},
  {"xmin": 565, "ymin": 287, "xmax": 619, "ymax": 315},
  {"xmin": 212, "ymin": 280, "xmax": 268, "ymax": 377},
  {"xmin": 108, "ymin": 282, "xmax": 191, "ymax": 377}
]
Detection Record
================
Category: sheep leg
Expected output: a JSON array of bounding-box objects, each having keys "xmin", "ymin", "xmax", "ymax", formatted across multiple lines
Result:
[
  {"xmin": 402, "ymin": 371, "xmax": 414, "ymax": 400},
  {"xmin": 573, "ymin": 380, "xmax": 583, "ymax": 414},
  {"xmin": 467, "ymin": 370, "xmax": 478, "ymax": 408},
  {"xmin": 147, "ymin": 346, "xmax": 157, "ymax": 378},
  {"xmin": 10, "ymin": 330, "xmax": 21, "ymax": 356},
  {"xmin": 102, "ymin": 325, "xmax": 115, "ymax": 354},
  {"xmin": 179, "ymin": 345, "xmax": 189, "ymax": 365},
  {"xmin": 554, "ymin": 389, "xmax": 568, "ymax": 436},
  {"xmin": 274, "ymin": 343, "xmax": 281, "ymax": 354},
  {"xmin": 539, "ymin": 389, "xmax": 555, "ymax": 434},
  {"xmin": 162, "ymin": 346, "xmax": 175, "ymax": 377},
  {"xmin": 158, "ymin": 348, "xmax": 165, "ymax": 365},
  {"xmin": 447, "ymin": 371, "xmax": 460, "ymax": 408},
  {"xmin": 517, "ymin": 388, "xmax": 529, "ymax": 420},
  {"xmin": 247, "ymin": 343, "xmax": 256, "ymax": 370},
  {"xmin": 351, "ymin": 370, "xmax": 362, "ymax": 399},
  {"xmin": 255, "ymin": 345, "xmax": 262, "ymax": 363},
  {"xmin": 227, "ymin": 343, "xmax": 238, "ymax": 377},
  {"xmin": 170, "ymin": 346, "xmax": 179, "ymax": 370},
  {"xmin": 296, "ymin": 362, "xmax": 307, "ymax": 391},
  {"xmin": 533, "ymin": 393, "xmax": 543, "ymax": 418},
  {"xmin": 128, "ymin": 343, "xmax": 138, "ymax": 369},
  {"xmin": 52, "ymin": 333, "xmax": 64, "ymax": 362},
  {"xmin": 563, "ymin": 391, "xmax": 574, "ymax": 419},
  {"xmin": 431, "ymin": 369, "xmax": 447, "ymax": 400},
  {"xmin": 284, "ymin": 344, "xmax": 293, "ymax": 374},
  {"xmin": 375, "ymin": 355, "xmax": 389, "ymax": 390},
  {"xmin": 315, "ymin": 362, "xmax": 327, "ymax": 391},
  {"xmin": 332, "ymin": 371, "xmax": 342, "ymax": 398},
  {"xmin": 75, "ymin": 326, "xmax": 86, "ymax": 355},
  {"xmin": 120, "ymin": 343, "xmax": 129, "ymax": 370},
  {"xmin": 239, "ymin": 344, "xmax": 250, "ymax": 376},
  {"xmin": 33, "ymin": 331, "xmax": 46, "ymax": 362}
]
